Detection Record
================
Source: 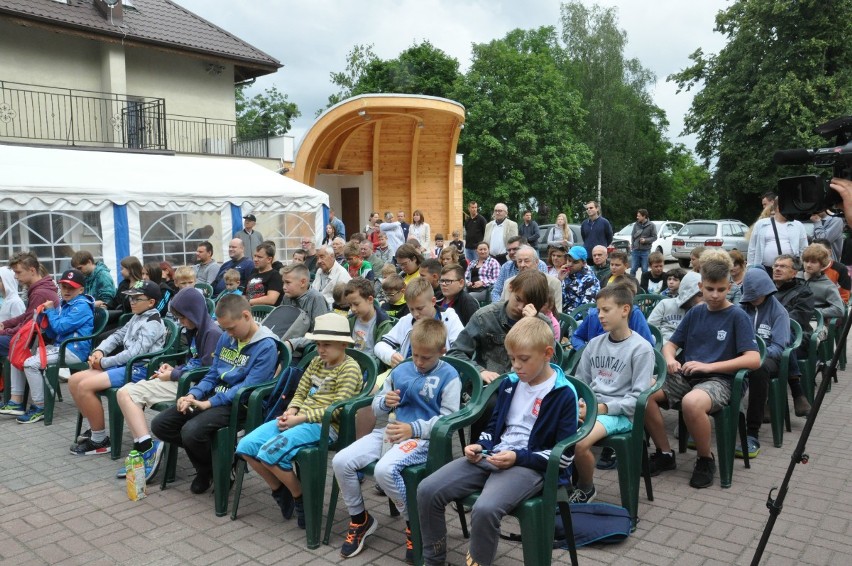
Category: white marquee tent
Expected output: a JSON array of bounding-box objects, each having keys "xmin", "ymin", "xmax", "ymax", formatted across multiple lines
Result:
[{"xmin": 0, "ymin": 143, "xmax": 328, "ymax": 279}]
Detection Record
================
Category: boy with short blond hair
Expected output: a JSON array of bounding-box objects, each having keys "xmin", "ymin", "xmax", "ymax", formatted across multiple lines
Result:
[
  {"xmin": 418, "ymin": 317, "xmax": 579, "ymax": 566},
  {"xmin": 279, "ymin": 262, "xmax": 329, "ymax": 352},
  {"xmin": 173, "ymin": 266, "xmax": 197, "ymax": 290},
  {"xmin": 569, "ymin": 285, "xmax": 655, "ymax": 502},
  {"xmin": 644, "ymin": 258, "xmax": 760, "ymax": 488},
  {"xmin": 333, "ymin": 318, "xmax": 461, "ymax": 560},
  {"xmin": 218, "ymin": 268, "xmax": 243, "ymax": 299}
]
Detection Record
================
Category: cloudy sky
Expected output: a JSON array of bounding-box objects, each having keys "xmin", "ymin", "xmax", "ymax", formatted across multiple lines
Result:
[{"xmin": 178, "ymin": 0, "xmax": 731, "ymax": 153}]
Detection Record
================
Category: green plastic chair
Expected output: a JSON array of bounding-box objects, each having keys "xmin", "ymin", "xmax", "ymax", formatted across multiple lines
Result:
[
  {"xmin": 39, "ymin": 307, "xmax": 109, "ymax": 425},
  {"xmin": 453, "ymin": 375, "xmax": 597, "ymax": 566},
  {"xmin": 229, "ymin": 348, "xmax": 378, "ymax": 550},
  {"xmin": 633, "ymin": 293, "xmax": 664, "ymax": 319},
  {"xmin": 766, "ymin": 320, "xmax": 802, "ymax": 448},
  {"xmin": 568, "ymin": 302, "xmax": 595, "ymax": 322},
  {"xmin": 557, "ymin": 312, "xmax": 578, "ymax": 348},
  {"xmin": 205, "ymin": 298, "xmax": 215, "ymax": 316},
  {"xmin": 596, "ymin": 350, "xmax": 666, "ymax": 524},
  {"xmin": 676, "ymin": 336, "xmax": 766, "ymax": 488},
  {"xmin": 800, "ymin": 311, "xmax": 825, "ymax": 403},
  {"xmin": 321, "ymin": 357, "xmax": 483, "ymax": 565},
  {"xmin": 194, "ymin": 282, "xmax": 214, "ymax": 298},
  {"xmin": 648, "ymin": 324, "xmax": 664, "ymax": 352},
  {"xmin": 251, "ymin": 305, "xmax": 275, "ymax": 324},
  {"xmin": 73, "ymin": 318, "xmax": 182, "ymax": 459},
  {"xmin": 561, "ymin": 345, "xmax": 584, "ymax": 375}
]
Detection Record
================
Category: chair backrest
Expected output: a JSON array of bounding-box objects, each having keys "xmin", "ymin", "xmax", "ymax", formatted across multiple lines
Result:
[
  {"xmin": 205, "ymin": 298, "xmax": 215, "ymax": 316},
  {"xmin": 251, "ymin": 305, "xmax": 275, "ymax": 323},
  {"xmin": 162, "ymin": 318, "xmax": 181, "ymax": 353},
  {"xmin": 557, "ymin": 312, "xmax": 578, "ymax": 341},
  {"xmin": 562, "ymin": 345, "xmax": 584, "ymax": 375},
  {"xmin": 569, "ymin": 302, "xmax": 595, "ymax": 322},
  {"xmin": 344, "ymin": 348, "xmax": 379, "ymax": 394},
  {"xmin": 551, "ymin": 340, "xmax": 564, "ymax": 367},
  {"xmin": 195, "ymin": 282, "xmax": 214, "ymax": 298},
  {"xmin": 92, "ymin": 307, "xmax": 109, "ymax": 336},
  {"xmin": 648, "ymin": 324, "xmax": 663, "ymax": 352},
  {"xmin": 441, "ymin": 356, "xmax": 484, "ymax": 412},
  {"xmin": 633, "ymin": 293, "xmax": 664, "ymax": 319}
]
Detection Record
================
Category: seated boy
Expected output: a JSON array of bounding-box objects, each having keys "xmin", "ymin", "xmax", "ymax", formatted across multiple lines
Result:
[
  {"xmin": 344, "ymin": 242, "xmax": 375, "ymax": 281},
  {"xmin": 661, "ymin": 267, "xmax": 686, "ymax": 297},
  {"xmin": 570, "ymin": 279, "xmax": 655, "ymax": 351},
  {"xmin": 332, "ymin": 318, "xmax": 461, "ymax": 560},
  {"xmin": 345, "ymin": 278, "xmax": 392, "ymax": 361},
  {"xmin": 607, "ymin": 251, "xmax": 639, "ymax": 290},
  {"xmin": 292, "ymin": 249, "xmax": 307, "ymax": 264},
  {"xmin": 115, "ymin": 287, "xmax": 222, "ymax": 480},
  {"xmin": 569, "ymin": 285, "xmax": 655, "ymax": 502},
  {"xmin": 278, "ymin": 263, "xmax": 330, "ymax": 352},
  {"xmin": 644, "ymin": 256, "xmax": 760, "ymax": 488},
  {"xmin": 68, "ymin": 280, "xmax": 166, "ymax": 455},
  {"xmin": 3, "ymin": 269, "xmax": 94, "ymax": 423},
  {"xmin": 216, "ymin": 268, "xmax": 243, "ymax": 300},
  {"xmin": 150, "ymin": 294, "xmax": 279, "ymax": 493},
  {"xmin": 437, "ymin": 263, "xmax": 479, "ymax": 326},
  {"xmin": 648, "ymin": 271, "xmax": 703, "ymax": 343},
  {"xmin": 173, "ymin": 265, "xmax": 198, "ymax": 290},
  {"xmin": 417, "ymin": 317, "xmax": 578, "ymax": 566},
  {"xmin": 375, "ymin": 278, "xmax": 463, "ymax": 370},
  {"xmin": 640, "ymin": 251, "xmax": 667, "ymax": 294},
  {"xmin": 332, "ymin": 283, "xmax": 350, "ymax": 317},
  {"xmin": 236, "ymin": 313, "xmax": 362, "ymax": 527}
]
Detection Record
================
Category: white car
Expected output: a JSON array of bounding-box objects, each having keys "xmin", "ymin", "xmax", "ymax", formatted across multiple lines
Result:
[{"xmin": 610, "ymin": 220, "xmax": 685, "ymax": 260}]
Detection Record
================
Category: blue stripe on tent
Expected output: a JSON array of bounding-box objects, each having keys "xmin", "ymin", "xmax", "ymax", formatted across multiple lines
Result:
[
  {"xmin": 113, "ymin": 204, "xmax": 129, "ymax": 283},
  {"xmin": 322, "ymin": 204, "xmax": 329, "ymax": 233},
  {"xmin": 231, "ymin": 204, "xmax": 243, "ymax": 237}
]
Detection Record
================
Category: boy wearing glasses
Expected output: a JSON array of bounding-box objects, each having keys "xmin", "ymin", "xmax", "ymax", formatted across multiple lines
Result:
[{"xmin": 438, "ymin": 263, "xmax": 479, "ymax": 325}]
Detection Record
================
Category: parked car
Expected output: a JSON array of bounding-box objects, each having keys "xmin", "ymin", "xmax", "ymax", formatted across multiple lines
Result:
[
  {"xmin": 537, "ymin": 224, "xmax": 583, "ymax": 258},
  {"xmin": 609, "ymin": 220, "xmax": 685, "ymax": 260},
  {"xmin": 671, "ymin": 219, "xmax": 749, "ymax": 268}
]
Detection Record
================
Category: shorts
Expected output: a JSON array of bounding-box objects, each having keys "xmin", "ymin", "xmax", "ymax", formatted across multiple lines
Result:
[
  {"xmin": 598, "ymin": 414, "xmax": 633, "ymax": 435},
  {"xmin": 106, "ymin": 364, "xmax": 148, "ymax": 388},
  {"xmin": 661, "ymin": 372, "xmax": 732, "ymax": 413},
  {"xmin": 120, "ymin": 378, "xmax": 178, "ymax": 408},
  {"xmin": 236, "ymin": 419, "xmax": 335, "ymax": 471}
]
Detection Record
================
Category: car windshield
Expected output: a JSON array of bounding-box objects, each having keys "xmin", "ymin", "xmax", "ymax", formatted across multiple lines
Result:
[
  {"xmin": 616, "ymin": 223, "xmax": 634, "ymax": 236},
  {"xmin": 678, "ymin": 223, "xmax": 717, "ymax": 237}
]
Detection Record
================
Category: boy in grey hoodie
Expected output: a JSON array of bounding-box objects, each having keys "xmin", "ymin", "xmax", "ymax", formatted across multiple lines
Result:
[
  {"xmin": 647, "ymin": 272, "xmax": 704, "ymax": 343},
  {"xmin": 738, "ymin": 268, "xmax": 790, "ymax": 458}
]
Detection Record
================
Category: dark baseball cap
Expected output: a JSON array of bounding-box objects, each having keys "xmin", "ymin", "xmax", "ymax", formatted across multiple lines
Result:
[
  {"xmin": 58, "ymin": 269, "xmax": 85, "ymax": 289},
  {"xmin": 122, "ymin": 280, "xmax": 162, "ymax": 301},
  {"xmin": 243, "ymin": 214, "xmax": 257, "ymax": 222}
]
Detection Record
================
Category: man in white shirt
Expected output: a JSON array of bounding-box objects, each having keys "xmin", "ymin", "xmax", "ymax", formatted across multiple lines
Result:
[
  {"xmin": 380, "ymin": 211, "xmax": 405, "ymax": 256},
  {"xmin": 311, "ymin": 245, "xmax": 352, "ymax": 307},
  {"xmin": 483, "ymin": 203, "xmax": 518, "ymax": 265}
]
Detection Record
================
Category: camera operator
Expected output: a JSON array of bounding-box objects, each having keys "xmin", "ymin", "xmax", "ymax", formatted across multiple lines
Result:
[{"xmin": 829, "ymin": 177, "xmax": 852, "ymax": 228}]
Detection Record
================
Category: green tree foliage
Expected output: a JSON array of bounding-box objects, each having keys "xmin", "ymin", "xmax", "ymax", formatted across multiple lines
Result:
[
  {"xmin": 452, "ymin": 27, "xmax": 592, "ymax": 219},
  {"xmin": 235, "ymin": 85, "xmax": 300, "ymax": 139},
  {"xmin": 323, "ymin": 44, "xmax": 379, "ymax": 113},
  {"xmin": 670, "ymin": 0, "xmax": 852, "ymax": 220},
  {"xmin": 665, "ymin": 144, "xmax": 718, "ymax": 221},
  {"xmin": 561, "ymin": 1, "xmax": 673, "ymax": 228},
  {"xmin": 354, "ymin": 40, "xmax": 460, "ymax": 98}
]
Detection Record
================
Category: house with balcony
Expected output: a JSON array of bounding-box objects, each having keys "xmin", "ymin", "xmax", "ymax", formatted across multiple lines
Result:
[{"xmin": 0, "ymin": 0, "xmax": 324, "ymax": 277}]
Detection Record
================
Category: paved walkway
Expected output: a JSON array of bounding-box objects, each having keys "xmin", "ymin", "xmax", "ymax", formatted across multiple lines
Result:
[{"xmin": 0, "ymin": 360, "xmax": 850, "ymax": 565}]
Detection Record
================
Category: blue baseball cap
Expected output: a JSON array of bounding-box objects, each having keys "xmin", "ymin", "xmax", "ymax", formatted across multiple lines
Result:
[{"xmin": 568, "ymin": 246, "xmax": 588, "ymax": 262}]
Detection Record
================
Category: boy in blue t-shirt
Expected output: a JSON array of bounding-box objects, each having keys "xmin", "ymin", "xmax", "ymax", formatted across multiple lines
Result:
[
  {"xmin": 417, "ymin": 317, "xmax": 578, "ymax": 566},
  {"xmin": 644, "ymin": 254, "xmax": 760, "ymax": 488}
]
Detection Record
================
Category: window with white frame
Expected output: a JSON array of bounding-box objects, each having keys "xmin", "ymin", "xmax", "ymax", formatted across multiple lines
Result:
[{"xmin": 140, "ymin": 210, "xmax": 222, "ymax": 268}]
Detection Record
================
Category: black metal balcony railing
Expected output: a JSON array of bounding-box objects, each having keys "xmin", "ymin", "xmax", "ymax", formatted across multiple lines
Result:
[{"xmin": 0, "ymin": 80, "xmax": 270, "ymax": 158}]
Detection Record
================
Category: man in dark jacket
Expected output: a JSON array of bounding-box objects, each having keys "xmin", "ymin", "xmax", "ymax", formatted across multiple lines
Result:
[
  {"xmin": 463, "ymin": 201, "xmax": 487, "ymax": 263},
  {"xmin": 518, "ymin": 210, "xmax": 540, "ymax": 248},
  {"xmin": 580, "ymin": 200, "xmax": 614, "ymax": 258},
  {"xmin": 772, "ymin": 254, "xmax": 814, "ymax": 417},
  {"xmin": 630, "ymin": 209, "xmax": 657, "ymax": 278}
]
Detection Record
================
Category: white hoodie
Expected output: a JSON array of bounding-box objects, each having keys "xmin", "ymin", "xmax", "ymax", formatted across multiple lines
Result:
[
  {"xmin": 0, "ymin": 266, "xmax": 25, "ymax": 322},
  {"xmin": 647, "ymin": 272, "xmax": 702, "ymax": 343}
]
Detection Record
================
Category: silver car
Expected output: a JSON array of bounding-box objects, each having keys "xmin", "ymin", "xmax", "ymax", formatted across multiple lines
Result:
[
  {"xmin": 610, "ymin": 220, "xmax": 685, "ymax": 259},
  {"xmin": 671, "ymin": 219, "xmax": 749, "ymax": 268}
]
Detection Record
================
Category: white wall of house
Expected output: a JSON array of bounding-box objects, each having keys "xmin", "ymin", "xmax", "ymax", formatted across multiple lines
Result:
[{"xmin": 315, "ymin": 172, "xmax": 374, "ymax": 229}]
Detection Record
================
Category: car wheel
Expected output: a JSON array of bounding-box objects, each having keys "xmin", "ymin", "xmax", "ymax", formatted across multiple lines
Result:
[{"xmin": 678, "ymin": 259, "xmax": 691, "ymax": 269}]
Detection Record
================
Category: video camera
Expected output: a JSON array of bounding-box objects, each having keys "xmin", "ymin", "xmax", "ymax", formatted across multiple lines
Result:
[{"xmin": 774, "ymin": 116, "xmax": 852, "ymax": 221}]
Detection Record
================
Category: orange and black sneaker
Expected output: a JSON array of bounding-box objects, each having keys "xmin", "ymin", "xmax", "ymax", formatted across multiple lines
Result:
[
  {"xmin": 405, "ymin": 526, "xmax": 414, "ymax": 564},
  {"xmin": 340, "ymin": 513, "xmax": 377, "ymax": 558}
]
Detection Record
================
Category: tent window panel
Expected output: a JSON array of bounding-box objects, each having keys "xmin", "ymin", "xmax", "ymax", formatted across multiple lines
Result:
[
  {"xmin": 0, "ymin": 211, "xmax": 102, "ymax": 278},
  {"xmin": 265, "ymin": 212, "xmax": 316, "ymax": 262},
  {"xmin": 140, "ymin": 210, "xmax": 222, "ymax": 268}
]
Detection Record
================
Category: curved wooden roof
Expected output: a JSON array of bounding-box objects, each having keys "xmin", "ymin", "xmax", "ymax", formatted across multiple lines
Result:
[{"xmin": 293, "ymin": 94, "xmax": 466, "ymax": 238}]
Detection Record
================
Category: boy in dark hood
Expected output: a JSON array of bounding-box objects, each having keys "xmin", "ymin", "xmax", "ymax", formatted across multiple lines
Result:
[
  {"xmin": 738, "ymin": 268, "xmax": 790, "ymax": 458},
  {"xmin": 116, "ymin": 288, "xmax": 223, "ymax": 481}
]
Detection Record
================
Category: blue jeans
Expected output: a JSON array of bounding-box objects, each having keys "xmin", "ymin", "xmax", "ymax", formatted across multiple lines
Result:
[
  {"xmin": 631, "ymin": 249, "xmax": 649, "ymax": 278},
  {"xmin": 464, "ymin": 248, "xmax": 478, "ymax": 263}
]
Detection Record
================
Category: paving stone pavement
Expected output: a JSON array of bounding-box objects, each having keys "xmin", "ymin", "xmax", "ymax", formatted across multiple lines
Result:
[{"xmin": 0, "ymin": 360, "xmax": 850, "ymax": 565}]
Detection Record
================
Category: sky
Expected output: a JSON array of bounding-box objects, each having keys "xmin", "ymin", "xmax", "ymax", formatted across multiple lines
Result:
[{"xmin": 177, "ymin": 0, "xmax": 731, "ymax": 153}]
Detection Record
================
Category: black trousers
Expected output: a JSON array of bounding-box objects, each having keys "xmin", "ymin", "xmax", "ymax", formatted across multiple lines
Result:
[
  {"xmin": 152, "ymin": 404, "xmax": 233, "ymax": 472},
  {"xmin": 746, "ymin": 357, "xmax": 779, "ymax": 437}
]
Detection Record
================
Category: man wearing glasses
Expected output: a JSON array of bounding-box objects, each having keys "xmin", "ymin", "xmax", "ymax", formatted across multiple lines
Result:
[
  {"xmin": 580, "ymin": 201, "xmax": 614, "ymax": 259},
  {"xmin": 300, "ymin": 237, "xmax": 319, "ymax": 276},
  {"xmin": 483, "ymin": 203, "xmax": 518, "ymax": 265},
  {"xmin": 490, "ymin": 236, "xmax": 548, "ymax": 303}
]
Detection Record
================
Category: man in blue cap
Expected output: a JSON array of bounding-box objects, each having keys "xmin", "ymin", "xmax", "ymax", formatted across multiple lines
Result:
[{"xmin": 562, "ymin": 245, "xmax": 601, "ymax": 313}]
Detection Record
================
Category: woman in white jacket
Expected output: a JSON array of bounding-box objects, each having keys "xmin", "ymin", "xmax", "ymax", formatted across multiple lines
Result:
[
  {"xmin": 747, "ymin": 209, "xmax": 808, "ymax": 271},
  {"xmin": 408, "ymin": 209, "xmax": 431, "ymax": 251}
]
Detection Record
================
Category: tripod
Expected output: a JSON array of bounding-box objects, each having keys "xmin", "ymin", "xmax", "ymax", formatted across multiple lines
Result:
[{"xmin": 750, "ymin": 313, "xmax": 851, "ymax": 565}]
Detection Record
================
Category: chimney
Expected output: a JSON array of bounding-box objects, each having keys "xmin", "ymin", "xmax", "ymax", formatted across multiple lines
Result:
[{"xmin": 94, "ymin": 0, "xmax": 123, "ymax": 25}]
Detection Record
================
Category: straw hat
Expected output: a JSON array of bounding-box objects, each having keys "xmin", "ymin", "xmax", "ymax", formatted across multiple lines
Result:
[{"xmin": 304, "ymin": 313, "xmax": 354, "ymax": 343}]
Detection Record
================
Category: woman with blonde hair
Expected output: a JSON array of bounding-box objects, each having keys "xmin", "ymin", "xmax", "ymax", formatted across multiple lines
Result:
[{"xmin": 546, "ymin": 213, "xmax": 573, "ymax": 248}]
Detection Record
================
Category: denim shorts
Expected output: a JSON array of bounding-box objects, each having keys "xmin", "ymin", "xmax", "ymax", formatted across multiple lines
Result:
[{"xmin": 106, "ymin": 364, "xmax": 148, "ymax": 388}]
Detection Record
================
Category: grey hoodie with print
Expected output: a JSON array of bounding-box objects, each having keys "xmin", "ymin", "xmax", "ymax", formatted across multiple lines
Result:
[{"xmin": 647, "ymin": 271, "xmax": 702, "ymax": 343}]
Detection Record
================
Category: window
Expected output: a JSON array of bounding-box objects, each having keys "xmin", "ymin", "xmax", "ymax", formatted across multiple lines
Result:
[
  {"xmin": 140, "ymin": 211, "xmax": 222, "ymax": 267},
  {"xmin": 258, "ymin": 212, "xmax": 317, "ymax": 262}
]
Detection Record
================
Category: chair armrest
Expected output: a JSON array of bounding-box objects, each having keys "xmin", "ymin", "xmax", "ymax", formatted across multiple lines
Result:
[
  {"xmin": 123, "ymin": 348, "xmax": 189, "ymax": 381},
  {"xmin": 227, "ymin": 379, "xmax": 277, "ymax": 433},
  {"xmin": 541, "ymin": 402, "xmax": 598, "ymax": 511},
  {"xmin": 176, "ymin": 367, "xmax": 207, "ymax": 397},
  {"xmin": 337, "ymin": 395, "xmax": 376, "ymax": 433},
  {"xmin": 244, "ymin": 383, "xmax": 277, "ymax": 433}
]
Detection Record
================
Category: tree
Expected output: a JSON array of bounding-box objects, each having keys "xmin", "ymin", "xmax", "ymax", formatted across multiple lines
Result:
[
  {"xmin": 670, "ymin": 0, "xmax": 852, "ymax": 220},
  {"xmin": 453, "ymin": 27, "xmax": 592, "ymax": 218},
  {"xmin": 560, "ymin": 1, "xmax": 674, "ymax": 228},
  {"xmin": 665, "ymin": 144, "xmax": 718, "ymax": 222},
  {"xmin": 235, "ymin": 85, "xmax": 300, "ymax": 139},
  {"xmin": 322, "ymin": 44, "xmax": 379, "ymax": 113},
  {"xmin": 354, "ymin": 40, "xmax": 460, "ymax": 99}
]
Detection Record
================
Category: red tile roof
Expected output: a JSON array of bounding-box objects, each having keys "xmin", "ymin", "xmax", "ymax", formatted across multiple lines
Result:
[{"xmin": 0, "ymin": 0, "xmax": 281, "ymax": 79}]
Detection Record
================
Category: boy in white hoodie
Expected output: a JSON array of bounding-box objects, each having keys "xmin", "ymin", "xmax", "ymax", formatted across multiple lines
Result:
[
  {"xmin": 647, "ymin": 272, "xmax": 704, "ymax": 343},
  {"xmin": 0, "ymin": 266, "xmax": 25, "ymax": 323}
]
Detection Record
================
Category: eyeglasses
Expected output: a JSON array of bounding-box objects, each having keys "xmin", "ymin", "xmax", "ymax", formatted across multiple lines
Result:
[{"xmin": 439, "ymin": 279, "xmax": 462, "ymax": 285}]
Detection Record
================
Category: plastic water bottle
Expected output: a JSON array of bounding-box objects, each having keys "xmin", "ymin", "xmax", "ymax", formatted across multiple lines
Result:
[{"xmin": 381, "ymin": 412, "xmax": 397, "ymax": 457}]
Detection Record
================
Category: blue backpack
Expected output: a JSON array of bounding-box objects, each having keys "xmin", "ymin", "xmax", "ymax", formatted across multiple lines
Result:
[
  {"xmin": 554, "ymin": 502, "xmax": 632, "ymax": 548},
  {"xmin": 261, "ymin": 366, "xmax": 305, "ymax": 422}
]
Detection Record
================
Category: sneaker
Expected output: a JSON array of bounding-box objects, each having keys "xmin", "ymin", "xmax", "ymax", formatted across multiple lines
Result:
[
  {"xmin": 735, "ymin": 436, "xmax": 761, "ymax": 459},
  {"xmin": 567, "ymin": 485, "xmax": 597, "ymax": 504},
  {"xmin": 16, "ymin": 405, "xmax": 44, "ymax": 424},
  {"xmin": 596, "ymin": 447, "xmax": 617, "ymax": 470},
  {"xmin": 190, "ymin": 469, "xmax": 212, "ymax": 494},
  {"xmin": 141, "ymin": 440, "xmax": 164, "ymax": 481},
  {"xmin": 77, "ymin": 429, "xmax": 92, "ymax": 443},
  {"xmin": 648, "ymin": 449, "xmax": 676, "ymax": 477},
  {"xmin": 294, "ymin": 498, "xmax": 305, "ymax": 529},
  {"xmin": 116, "ymin": 465, "xmax": 127, "ymax": 479},
  {"xmin": 272, "ymin": 485, "xmax": 295, "ymax": 521},
  {"xmin": 405, "ymin": 526, "xmax": 414, "ymax": 564},
  {"xmin": 0, "ymin": 401, "xmax": 26, "ymax": 416},
  {"xmin": 793, "ymin": 395, "xmax": 812, "ymax": 417},
  {"xmin": 70, "ymin": 436, "xmax": 111, "ymax": 456},
  {"xmin": 689, "ymin": 454, "xmax": 716, "ymax": 489},
  {"xmin": 340, "ymin": 513, "xmax": 377, "ymax": 558}
]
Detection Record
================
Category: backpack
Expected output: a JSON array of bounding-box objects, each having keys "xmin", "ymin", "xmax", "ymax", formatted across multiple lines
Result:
[
  {"xmin": 261, "ymin": 305, "xmax": 312, "ymax": 342},
  {"xmin": 262, "ymin": 365, "xmax": 305, "ymax": 422},
  {"xmin": 553, "ymin": 502, "xmax": 632, "ymax": 548},
  {"xmin": 9, "ymin": 307, "xmax": 49, "ymax": 371}
]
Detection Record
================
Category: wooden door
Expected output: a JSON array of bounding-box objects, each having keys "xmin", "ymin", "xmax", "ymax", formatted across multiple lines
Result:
[{"xmin": 341, "ymin": 187, "xmax": 360, "ymax": 237}]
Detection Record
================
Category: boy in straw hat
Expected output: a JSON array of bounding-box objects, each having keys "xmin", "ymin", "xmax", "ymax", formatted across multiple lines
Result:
[{"xmin": 236, "ymin": 313, "xmax": 362, "ymax": 528}]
